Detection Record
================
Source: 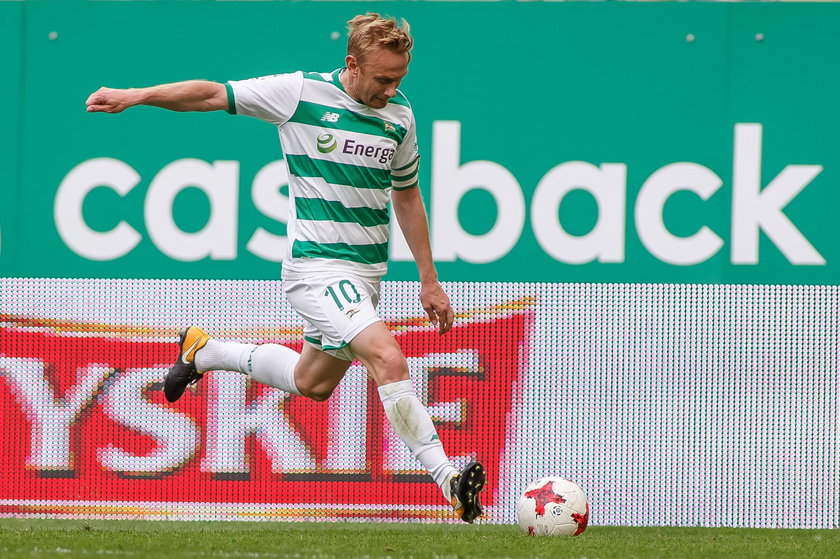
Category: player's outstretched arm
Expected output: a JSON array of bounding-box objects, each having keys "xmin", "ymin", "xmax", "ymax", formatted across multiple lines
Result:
[
  {"xmin": 392, "ymin": 186, "xmax": 454, "ymax": 335},
  {"xmin": 86, "ymin": 80, "xmax": 228, "ymax": 114}
]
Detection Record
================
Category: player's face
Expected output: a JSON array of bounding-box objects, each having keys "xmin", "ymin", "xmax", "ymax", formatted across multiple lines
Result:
[{"xmin": 347, "ymin": 48, "xmax": 409, "ymax": 109}]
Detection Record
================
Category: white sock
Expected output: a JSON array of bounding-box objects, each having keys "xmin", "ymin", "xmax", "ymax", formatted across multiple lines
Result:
[
  {"xmin": 378, "ymin": 380, "xmax": 457, "ymax": 495},
  {"xmin": 195, "ymin": 339, "xmax": 301, "ymax": 395},
  {"xmin": 194, "ymin": 339, "xmax": 253, "ymax": 372}
]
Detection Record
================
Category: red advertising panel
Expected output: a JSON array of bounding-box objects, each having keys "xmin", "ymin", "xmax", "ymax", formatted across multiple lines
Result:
[{"xmin": 0, "ymin": 310, "xmax": 529, "ymax": 520}]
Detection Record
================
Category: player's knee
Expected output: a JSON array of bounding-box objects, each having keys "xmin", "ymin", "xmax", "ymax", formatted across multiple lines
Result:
[
  {"xmin": 304, "ymin": 389, "xmax": 333, "ymax": 402},
  {"xmin": 372, "ymin": 347, "xmax": 409, "ymax": 384},
  {"xmin": 296, "ymin": 381, "xmax": 336, "ymax": 402}
]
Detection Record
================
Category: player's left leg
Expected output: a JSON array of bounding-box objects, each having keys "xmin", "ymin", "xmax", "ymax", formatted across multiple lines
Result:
[{"xmin": 349, "ymin": 322, "xmax": 486, "ymax": 523}]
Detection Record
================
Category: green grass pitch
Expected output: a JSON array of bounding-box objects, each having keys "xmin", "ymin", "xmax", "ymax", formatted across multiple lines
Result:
[{"xmin": 0, "ymin": 519, "xmax": 836, "ymax": 558}]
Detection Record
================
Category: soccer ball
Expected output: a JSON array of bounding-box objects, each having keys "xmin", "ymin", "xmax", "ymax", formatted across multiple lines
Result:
[{"xmin": 517, "ymin": 476, "xmax": 589, "ymax": 536}]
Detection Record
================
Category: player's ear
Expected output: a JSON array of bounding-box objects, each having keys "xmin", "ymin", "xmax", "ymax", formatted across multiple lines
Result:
[{"xmin": 345, "ymin": 54, "xmax": 360, "ymax": 75}]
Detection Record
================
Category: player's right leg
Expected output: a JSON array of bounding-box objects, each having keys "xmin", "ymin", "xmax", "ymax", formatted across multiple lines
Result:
[{"xmin": 165, "ymin": 327, "xmax": 352, "ymax": 402}]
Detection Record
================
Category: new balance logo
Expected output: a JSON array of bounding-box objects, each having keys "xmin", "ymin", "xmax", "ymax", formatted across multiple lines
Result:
[{"xmin": 321, "ymin": 112, "xmax": 340, "ymax": 123}]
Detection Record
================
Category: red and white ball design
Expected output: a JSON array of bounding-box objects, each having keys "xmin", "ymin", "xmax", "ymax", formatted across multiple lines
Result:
[{"xmin": 517, "ymin": 476, "xmax": 589, "ymax": 537}]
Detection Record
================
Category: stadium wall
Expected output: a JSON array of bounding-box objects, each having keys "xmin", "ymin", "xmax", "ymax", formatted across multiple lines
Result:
[{"xmin": 0, "ymin": 1, "xmax": 838, "ymax": 528}]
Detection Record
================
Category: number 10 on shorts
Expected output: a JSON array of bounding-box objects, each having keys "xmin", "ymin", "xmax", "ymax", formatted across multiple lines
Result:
[{"xmin": 324, "ymin": 280, "xmax": 362, "ymax": 311}]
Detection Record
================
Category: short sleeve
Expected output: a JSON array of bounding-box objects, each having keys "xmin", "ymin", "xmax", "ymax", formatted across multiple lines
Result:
[
  {"xmin": 226, "ymin": 72, "xmax": 304, "ymax": 125},
  {"xmin": 390, "ymin": 114, "xmax": 420, "ymax": 191}
]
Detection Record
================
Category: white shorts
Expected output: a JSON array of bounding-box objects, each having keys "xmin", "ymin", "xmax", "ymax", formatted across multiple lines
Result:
[{"xmin": 282, "ymin": 271, "xmax": 381, "ymax": 362}]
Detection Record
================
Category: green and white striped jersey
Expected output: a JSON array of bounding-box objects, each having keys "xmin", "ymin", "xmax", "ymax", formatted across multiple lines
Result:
[{"xmin": 225, "ymin": 68, "xmax": 420, "ymax": 278}]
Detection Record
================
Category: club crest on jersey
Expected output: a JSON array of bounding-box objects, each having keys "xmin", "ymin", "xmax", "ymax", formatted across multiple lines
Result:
[
  {"xmin": 316, "ymin": 133, "xmax": 337, "ymax": 153},
  {"xmin": 384, "ymin": 121, "xmax": 396, "ymax": 134}
]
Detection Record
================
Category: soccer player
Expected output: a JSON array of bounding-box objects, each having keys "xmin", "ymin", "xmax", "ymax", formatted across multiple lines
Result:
[{"xmin": 86, "ymin": 13, "xmax": 485, "ymax": 523}]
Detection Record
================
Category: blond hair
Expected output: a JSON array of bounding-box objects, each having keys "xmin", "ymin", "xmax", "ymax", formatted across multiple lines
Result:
[{"xmin": 346, "ymin": 13, "xmax": 413, "ymax": 64}]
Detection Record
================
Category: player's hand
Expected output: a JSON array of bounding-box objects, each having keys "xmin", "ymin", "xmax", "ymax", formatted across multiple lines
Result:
[
  {"xmin": 420, "ymin": 281, "xmax": 454, "ymax": 335},
  {"xmin": 85, "ymin": 87, "xmax": 135, "ymax": 113}
]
